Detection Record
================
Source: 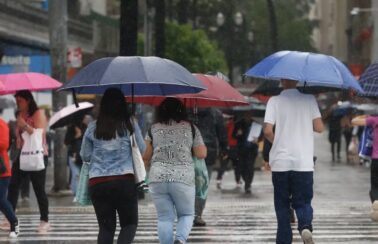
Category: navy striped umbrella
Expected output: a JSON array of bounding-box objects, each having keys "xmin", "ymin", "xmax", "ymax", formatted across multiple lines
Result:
[{"xmin": 359, "ymin": 62, "xmax": 378, "ymax": 98}]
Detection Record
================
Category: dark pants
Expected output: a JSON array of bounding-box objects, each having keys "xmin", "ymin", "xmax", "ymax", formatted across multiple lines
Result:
[
  {"xmin": 216, "ymin": 146, "xmax": 240, "ymax": 183},
  {"xmin": 195, "ymin": 149, "xmax": 216, "ymax": 218},
  {"xmin": 89, "ymin": 178, "xmax": 138, "ymax": 244},
  {"xmin": 0, "ymin": 177, "xmax": 17, "ymax": 226},
  {"xmin": 370, "ymin": 159, "xmax": 378, "ymax": 202},
  {"xmin": 8, "ymin": 156, "xmax": 49, "ymax": 222},
  {"xmin": 239, "ymin": 144, "xmax": 258, "ymax": 191},
  {"xmin": 272, "ymin": 171, "xmax": 314, "ymax": 244}
]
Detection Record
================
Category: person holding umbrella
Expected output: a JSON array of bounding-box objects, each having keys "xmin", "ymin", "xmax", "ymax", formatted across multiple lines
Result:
[
  {"xmin": 80, "ymin": 88, "xmax": 145, "ymax": 244},
  {"xmin": 264, "ymin": 79, "xmax": 324, "ymax": 244},
  {"xmin": 351, "ymin": 115, "xmax": 378, "ymax": 221}
]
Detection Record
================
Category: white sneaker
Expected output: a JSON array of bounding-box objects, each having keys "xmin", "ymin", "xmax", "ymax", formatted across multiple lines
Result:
[
  {"xmin": 372, "ymin": 201, "xmax": 378, "ymax": 211},
  {"xmin": 301, "ymin": 229, "xmax": 314, "ymax": 244},
  {"xmin": 38, "ymin": 221, "xmax": 50, "ymax": 234},
  {"xmin": 370, "ymin": 210, "xmax": 378, "ymax": 221}
]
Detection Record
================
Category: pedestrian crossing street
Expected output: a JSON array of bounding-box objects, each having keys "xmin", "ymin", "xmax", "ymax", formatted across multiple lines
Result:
[{"xmin": 0, "ymin": 202, "xmax": 377, "ymax": 243}]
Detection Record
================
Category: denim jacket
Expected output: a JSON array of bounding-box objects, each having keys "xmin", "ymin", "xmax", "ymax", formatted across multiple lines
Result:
[{"xmin": 80, "ymin": 120, "xmax": 146, "ymax": 179}]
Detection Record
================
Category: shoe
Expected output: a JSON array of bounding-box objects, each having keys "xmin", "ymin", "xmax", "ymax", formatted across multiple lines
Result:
[
  {"xmin": 290, "ymin": 208, "xmax": 296, "ymax": 223},
  {"xmin": 21, "ymin": 197, "xmax": 30, "ymax": 203},
  {"xmin": 372, "ymin": 201, "xmax": 378, "ymax": 211},
  {"xmin": 245, "ymin": 187, "xmax": 251, "ymax": 194},
  {"xmin": 9, "ymin": 231, "xmax": 18, "ymax": 238},
  {"xmin": 174, "ymin": 240, "xmax": 184, "ymax": 244},
  {"xmin": 38, "ymin": 221, "xmax": 50, "ymax": 234},
  {"xmin": 10, "ymin": 221, "xmax": 19, "ymax": 236},
  {"xmin": 193, "ymin": 216, "xmax": 206, "ymax": 227},
  {"xmin": 216, "ymin": 180, "xmax": 222, "ymax": 189},
  {"xmin": 0, "ymin": 220, "xmax": 10, "ymax": 231},
  {"xmin": 301, "ymin": 229, "xmax": 314, "ymax": 244}
]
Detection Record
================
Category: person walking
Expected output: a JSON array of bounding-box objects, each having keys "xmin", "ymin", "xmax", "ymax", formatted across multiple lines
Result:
[
  {"xmin": 233, "ymin": 111, "xmax": 262, "ymax": 194},
  {"xmin": 0, "ymin": 110, "xmax": 19, "ymax": 238},
  {"xmin": 80, "ymin": 88, "xmax": 145, "ymax": 244},
  {"xmin": 263, "ymin": 79, "xmax": 324, "ymax": 244},
  {"xmin": 351, "ymin": 115, "xmax": 378, "ymax": 221},
  {"xmin": 191, "ymin": 108, "xmax": 228, "ymax": 226},
  {"xmin": 143, "ymin": 98, "xmax": 207, "ymax": 244},
  {"xmin": 5, "ymin": 90, "xmax": 50, "ymax": 233}
]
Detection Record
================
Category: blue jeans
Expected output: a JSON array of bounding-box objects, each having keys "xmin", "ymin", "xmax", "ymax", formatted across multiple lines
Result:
[
  {"xmin": 68, "ymin": 157, "xmax": 81, "ymax": 196},
  {"xmin": 272, "ymin": 171, "xmax": 313, "ymax": 244},
  {"xmin": 150, "ymin": 182, "xmax": 195, "ymax": 244},
  {"xmin": 0, "ymin": 177, "xmax": 17, "ymax": 225}
]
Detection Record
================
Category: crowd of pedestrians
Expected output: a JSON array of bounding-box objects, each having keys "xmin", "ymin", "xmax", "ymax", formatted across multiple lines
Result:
[{"xmin": 0, "ymin": 81, "xmax": 378, "ymax": 244}]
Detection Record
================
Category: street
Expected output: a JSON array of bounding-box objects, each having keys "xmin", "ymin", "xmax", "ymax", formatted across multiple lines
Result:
[{"xmin": 0, "ymin": 131, "xmax": 377, "ymax": 243}]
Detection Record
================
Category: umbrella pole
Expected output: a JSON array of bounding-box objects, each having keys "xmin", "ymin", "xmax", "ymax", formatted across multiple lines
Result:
[
  {"xmin": 131, "ymin": 84, "xmax": 135, "ymax": 115},
  {"xmin": 72, "ymin": 89, "xmax": 79, "ymax": 108}
]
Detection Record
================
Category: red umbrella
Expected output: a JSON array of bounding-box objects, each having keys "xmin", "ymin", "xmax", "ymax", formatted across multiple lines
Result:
[
  {"xmin": 126, "ymin": 73, "xmax": 248, "ymax": 107},
  {"xmin": 0, "ymin": 72, "xmax": 62, "ymax": 95}
]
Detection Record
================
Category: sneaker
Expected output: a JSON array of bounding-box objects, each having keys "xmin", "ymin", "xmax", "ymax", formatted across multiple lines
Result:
[
  {"xmin": 0, "ymin": 220, "xmax": 10, "ymax": 231},
  {"xmin": 9, "ymin": 231, "xmax": 18, "ymax": 238},
  {"xmin": 216, "ymin": 180, "xmax": 222, "ymax": 190},
  {"xmin": 193, "ymin": 216, "xmax": 206, "ymax": 227},
  {"xmin": 245, "ymin": 187, "xmax": 251, "ymax": 194},
  {"xmin": 370, "ymin": 210, "xmax": 378, "ymax": 221},
  {"xmin": 174, "ymin": 240, "xmax": 184, "ymax": 244},
  {"xmin": 301, "ymin": 229, "xmax": 314, "ymax": 244},
  {"xmin": 38, "ymin": 221, "xmax": 50, "ymax": 234},
  {"xmin": 372, "ymin": 201, "xmax": 378, "ymax": 211}
]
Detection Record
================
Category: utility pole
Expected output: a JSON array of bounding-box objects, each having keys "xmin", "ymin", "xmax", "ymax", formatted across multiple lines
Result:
[
  {"xmin": 48, "ymin": 0, "xmax": 68, "ymax": 194},
  {"xmin": 371, "ymin": 0, "xmax": 378, "ymax": 62}
]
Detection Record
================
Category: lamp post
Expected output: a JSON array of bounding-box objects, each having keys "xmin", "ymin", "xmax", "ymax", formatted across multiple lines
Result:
[{"xmin": 216, "ymin": 11, "xmax": 247, "ymax": 84}]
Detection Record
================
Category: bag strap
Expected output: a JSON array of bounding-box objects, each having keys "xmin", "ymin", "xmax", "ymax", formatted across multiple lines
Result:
[{"xmin": 190, "ymin": 122, "xmax": 195, "ymax": 140}]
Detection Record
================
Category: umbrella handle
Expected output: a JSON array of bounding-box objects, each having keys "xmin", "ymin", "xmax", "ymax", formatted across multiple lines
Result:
[{"xmin": 72, "ymin": 89, "xmax": 79, "ymax": 108}]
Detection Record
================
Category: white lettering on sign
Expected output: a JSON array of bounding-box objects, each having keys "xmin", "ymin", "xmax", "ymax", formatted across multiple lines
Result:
[{"xmin": 1, "ymin": 56, "xmax": 31, "ymax": 65}]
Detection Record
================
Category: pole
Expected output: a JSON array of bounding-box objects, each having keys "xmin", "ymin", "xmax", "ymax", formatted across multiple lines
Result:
[
  {"xmin": 48, "ymin": 0, "xmax": 68, "ymax": 193},
  {"xmin": 371, "ymin": 0, "xmax": 378, "ymax": 62}
]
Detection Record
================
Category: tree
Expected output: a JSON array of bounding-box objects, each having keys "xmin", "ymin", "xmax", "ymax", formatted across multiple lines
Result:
[
  {"xmin": 165, "ymin": 22, "xmax": 227, "ymax": 73},
  {"xmin": 155, "ymin": 0, "xmax": 166, "ymax": 57},
  {"xmin": 120, "ymin": 0, "xmax": 138, "ymax": 56}
]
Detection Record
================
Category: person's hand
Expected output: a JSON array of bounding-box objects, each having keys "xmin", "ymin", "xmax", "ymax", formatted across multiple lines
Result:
[
  {"xmin": 264, "ymin": 161, "xmax": 271, "ymax": 171},
  {"xmin": 16, "ymin": 116, "xmax": 28, "ymax": 129},
  {"xmin": 74, "ymin": 126, "xmax": 82, "ymax": 139},
  {"xmin": 236, "ymin": 129, "xmax": 243, "ymax": 136}
]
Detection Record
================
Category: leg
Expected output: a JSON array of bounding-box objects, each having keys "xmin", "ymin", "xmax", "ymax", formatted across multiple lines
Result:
[
  {"xmin": 230, "ymin": 147, "xmax": 241, "ymax": 184},
  {"xmin": 169, "ymin": 183, "xmax": 195, "ymax": 243},
  {"xmin": 68, "ymin": 157, "xmax": 80, "ymax": 195},
  {"xmin": 7, "ymin": 158, "xmax": 23, "ymax": 211},
  {"xmin": 0, "ymin": 178, "xmax": 18, "ymax": 229},
  {"xmin": 116, "ymin": 179, "xmax": 138, "ymax": 244},
  {"xmin": 370, "ymin": 159, "xmax": 378, "ymax": 202},
  {"xmin": 29, "ymin": 157, "xmax": 49, "ymax": 222},
  {"xmin": 330, "ymin": 142, "xmax": 335, "ymax": 162},
  {"xmin": 89, "ymin": 181, "xmax": 117, "ymax": 244},
  {"xmin": 291, "ymin": 172, "xmax": 313, "ymax": 233},
  {"xmin": 150, "ymin": 183, "xmax": 175, "ymax": 244},
  {"xmin": 20, "ymin": 174, "xmax": 30, "ymax": 199},
  {"xmin": 272, "ymin": 172, "xmax": 292, "ymax": 244}
]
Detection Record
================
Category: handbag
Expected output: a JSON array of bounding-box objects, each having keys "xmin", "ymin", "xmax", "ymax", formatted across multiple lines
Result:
[
  {"xmin": 193, "ymin": 156, "xmax": 209, "ymax": 199},
  {"xmin": 130, "ymin": 133, "xmax": 148, "ymax": 192},
  {"xmin": 20, "ymin": 128, "xmax": 45, "ymax": 171},
  {"xmin": 75, "ymin": 162, "xmax": 92, "ymax": 206},
  {"xmin": 359, "ymin": 126, "xmax": 373, "ymax": 159}
]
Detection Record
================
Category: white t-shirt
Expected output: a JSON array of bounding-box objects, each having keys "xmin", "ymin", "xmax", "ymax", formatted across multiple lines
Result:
[{"xmin": 264, "ymin": 89, "xmax": 321, "ymax": 172}]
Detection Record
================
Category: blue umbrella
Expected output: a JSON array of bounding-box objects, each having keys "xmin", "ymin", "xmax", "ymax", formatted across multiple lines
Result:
[
  {"xmin": 245, "ymin": 50, "xmax": 363, "ymax": 92},
  {"xmin": 59, "ymin": 56, "xmax": 206, "ymax": 95},
  {"xmin": 358, "ymin": 62, "xmax": 378, "ymax": 98}
]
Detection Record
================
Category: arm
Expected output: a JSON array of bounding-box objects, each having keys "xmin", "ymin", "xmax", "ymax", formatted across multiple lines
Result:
[
  {"xmin": 0, "ymin": 121, "xmax": 9, "ymax": 151},
  {"xmin": 142, "ymin": 140, "xmax": 153, "ymax": 169},
  {"xmin": 263, "ymin": 123, "xmax": 274, "ymax": 143},
  {"xmin": 193, "ymin": 144, "xmax": 207, "ymax": 159},
  {"xmin": 351, "ymin": 115, "xmax": 367, "ymax": 126},
  {"xmin": 313, "ymin": 117, "xmax": 324, "ymax": 133}
]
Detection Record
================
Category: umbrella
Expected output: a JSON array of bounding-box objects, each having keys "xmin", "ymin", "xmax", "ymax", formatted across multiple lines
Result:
[
  {"xmin": 49, "ymin": 102, "xmax": 94, "ymax": 129},
  {"xmin": 251, "ymin": 80, "xmax": 342, "ymax": 96},
  {"xmin": 245, "ymin": 50, "xmax": 363, "ymax": 92},
  {"xmin": 0, "ymin": 72, "xmax": 62, "ymax": 95},
  {"xmin": 0, "ymin": 97, "xmax": 16, "ymax": 109},
  {"xmin": 358, "ymin": 62, "xmax": 378, "ymax": 98},
  {"xmin": 125, "ymin": 74, "xmax": 248, "ymax": 107},
  {"xmin": 58, "ymin": 56, "xmax": 206, "ymax": 96}
]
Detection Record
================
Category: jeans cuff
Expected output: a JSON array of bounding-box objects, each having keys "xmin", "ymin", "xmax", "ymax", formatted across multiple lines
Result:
[{"xmin": 299, "ymin": 225, "xmax": 313, "ymax": 233}]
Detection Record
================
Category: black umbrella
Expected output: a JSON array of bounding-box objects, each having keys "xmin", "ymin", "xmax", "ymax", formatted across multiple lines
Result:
[{"xmin": 0, "ymin": 97, "xmax": 16, "ymax": 109}]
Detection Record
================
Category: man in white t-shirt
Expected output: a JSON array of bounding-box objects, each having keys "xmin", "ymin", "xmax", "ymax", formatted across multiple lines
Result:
[{"xmin": 264, "ymin": 79, "xmax": 324, "ymax": 244}]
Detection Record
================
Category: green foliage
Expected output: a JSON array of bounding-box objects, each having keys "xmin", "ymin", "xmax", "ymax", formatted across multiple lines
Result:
[{"xmin": 164, "ymin": 22, "xmax": 227, "ymax": 73}]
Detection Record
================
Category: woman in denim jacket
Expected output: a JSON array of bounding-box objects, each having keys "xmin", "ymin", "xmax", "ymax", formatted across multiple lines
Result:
[
  {"xmin": 143, "ymin": 98, "xmax": 207, "ymax": 244},
  {"xmin": 81, "ymin": 88, "xmax": 145, "ymax": 244}
]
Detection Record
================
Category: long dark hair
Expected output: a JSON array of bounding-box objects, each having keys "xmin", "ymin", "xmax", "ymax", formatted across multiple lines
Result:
[
  {"xmin": 156, "ymin": 98, "xmax": 188, "ymax": 124},
  {"xmin": 14, "ymin": 90, "xmax": 38, "ymax": 117},
  {"xmin": 95, "ymin": 88, "xmax": 133, "ymax": 140}
]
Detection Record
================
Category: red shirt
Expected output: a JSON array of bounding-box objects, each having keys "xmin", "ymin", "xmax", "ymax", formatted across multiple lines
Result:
[
  {"xmin": 227, "ymin": 120, "xmax": 238, "ymax": 147},
  {"xmin": 0, "ymin": 118, "xmax": 11, "ymax": 177}
]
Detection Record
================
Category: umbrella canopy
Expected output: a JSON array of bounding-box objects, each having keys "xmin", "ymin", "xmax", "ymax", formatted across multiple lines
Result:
[
  {"xmin": 0, "ymin": 97, "xmax": 16, "ymax": 109},
  {"xmin": 59, "ymin": 56, "xmax": 206, "ymax": 95},
  {"xmin": 245, "ymin": 50, "xmax": 363, "ymax": 92},
  {"xmin": 0, "ymin": 72, "xmax": 62, "ymax": 95},
  {"xmin": 125, "ymin": 74, "xmax": 248, "ymax": 107},
  {"xmin": 358, "ymin": 62, "xmax": 378, "ymax": 98},
  {"xmin": 49, "ymin": 102, "xmax": 94, "ymax": 129}
]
